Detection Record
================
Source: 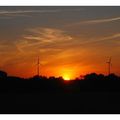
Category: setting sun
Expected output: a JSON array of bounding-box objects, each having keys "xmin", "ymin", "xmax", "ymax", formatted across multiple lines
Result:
[
  {"xmin": 63, "ymin": 74, "xmax": 71, "ymax": 81},
  {"xmin": 59, "ymin": 68, "xmax": 76, "ymax": 80}
]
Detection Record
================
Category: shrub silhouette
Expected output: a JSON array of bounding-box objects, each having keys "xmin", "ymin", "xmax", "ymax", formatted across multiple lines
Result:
[
  {"xmin": 0, "ymin": 70, "xmax": 119, "ymax": 93},
  {"xmin": 0, "ymin": 70, "xmax": 7, "ymax": 80}
]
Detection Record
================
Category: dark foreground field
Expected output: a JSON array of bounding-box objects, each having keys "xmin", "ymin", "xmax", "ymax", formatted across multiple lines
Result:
[
  {"xmin": 0, "ymin": 92, "xmax": 120, "ymax": 114},
  {"xmin": 0, "ymin": 71, "xmax": 120, "ymax": 114}
]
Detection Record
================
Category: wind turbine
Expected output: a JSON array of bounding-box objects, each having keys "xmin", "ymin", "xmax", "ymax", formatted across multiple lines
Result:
[
  {"xmin": 106, "ymin": 57, "xmax": 112, "ymax": 75},
  {"xmin": 37, "ymin": 57, "xmax": 40, "ymax": 76}
]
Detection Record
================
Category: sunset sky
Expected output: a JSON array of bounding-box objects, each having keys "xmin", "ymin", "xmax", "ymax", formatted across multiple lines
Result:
[{"xmin": 0, "ymin": 6, "xmax": 120, "ymax": 79}]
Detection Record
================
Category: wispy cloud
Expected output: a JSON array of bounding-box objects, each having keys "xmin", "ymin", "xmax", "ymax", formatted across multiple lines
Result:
[
  {"xmin": 73, "ymin": 31, "xmax": 120, "ymax": 45},
  {"xmin": 21, "ymin": 28, "xmax": 120, "ymax": 50},
  {"xmin": 75, "ymin": 33, "xmax": 120, "ymax": 46},
  {"xmin": 16, "ymin": 27, "xmax": 73, "ymax": 53},
  {"xmin": 0, "ymin": 8, "xmax": 83, "ymax": 18},
  {"xmin": 89, "ymin": 33, "xmax": 120, "ymax": 44},
  {"xmin": 0, "ymin": 10, "xmax": 59, "ymax": 15},
  {"xmin": 0, "ymin": 9, "xmax": 60, "ymax": 18},
  {"xmin": 67, "ymin": 16, "xmax": 120, "ymax": 27},
  {"xmin": 100, "ymin": 33, "xmax": 120, "ymax": 41},
  {"xmin": 82, "ymin": 16, "xmax": 120, "ymax": 24}
]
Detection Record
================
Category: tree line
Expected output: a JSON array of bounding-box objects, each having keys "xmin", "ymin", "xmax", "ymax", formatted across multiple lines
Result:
[{"xmin": 0, "ymin": 70, "xmax": 120, "ymax": 93}]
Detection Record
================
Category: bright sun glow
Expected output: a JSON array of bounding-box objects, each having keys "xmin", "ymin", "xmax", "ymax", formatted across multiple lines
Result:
[
  {"xmin": 60, "ymin": 68, "xmax": 75, "ymax": 81},
  {"xmin": 63, "ymin": 74, "xmax": 71, "ymax": 81}
]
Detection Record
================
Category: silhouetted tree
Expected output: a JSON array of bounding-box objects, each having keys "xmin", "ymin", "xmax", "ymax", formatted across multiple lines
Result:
[
  {"xmin": 84, "ymin": 73, "xmax": 98, "ymax": 81},
  {"xmin": 0, "ymin": 70, "xmax": 119, "ymax": 93},
  {"xmin": 108, "ymin": 73, "xmax": 119, "ymax": 81},
  {"xmin": 0, "ymin": 70, "xmax": 7, "ymax": 80}
]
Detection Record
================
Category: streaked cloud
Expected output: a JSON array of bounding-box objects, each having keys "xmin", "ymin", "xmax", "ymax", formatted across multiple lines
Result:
[
  {"xmin": 16, "ymin": 27, "xmax": 73, "ymax": 53},
  {"xmin": 0, "ymin": 10, "xmax": 59, "ymax": 15},
  {"xmin": 0, "ymin": 9, "xmax": 60, "ymax": 18},
  {"xmin": 82, "ymin": 16, "xmax": 120, "ymax": 24},
  {"xmin": 0, "ymin": 8, "xmax": 83, "ymax": 18},
  {"xmin": 78, "ymin": 33, "xmax": 120, "ymax": 45},
  {"xmin": 67, "ymin": 16, "xmax": 120, "ymax": 27},
  {"xmin": 90, "ymin": 33, "xmax": 120, "ymax": 45}
]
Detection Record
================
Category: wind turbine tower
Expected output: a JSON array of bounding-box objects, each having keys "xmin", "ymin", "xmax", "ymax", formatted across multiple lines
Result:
[
  {"xmin": 106, "ymin": 57, "xmax": 112, "ymax": 75},
  {"xmin": 37, "ymin": 57, "xmax": 40, "ymax": 76}
]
